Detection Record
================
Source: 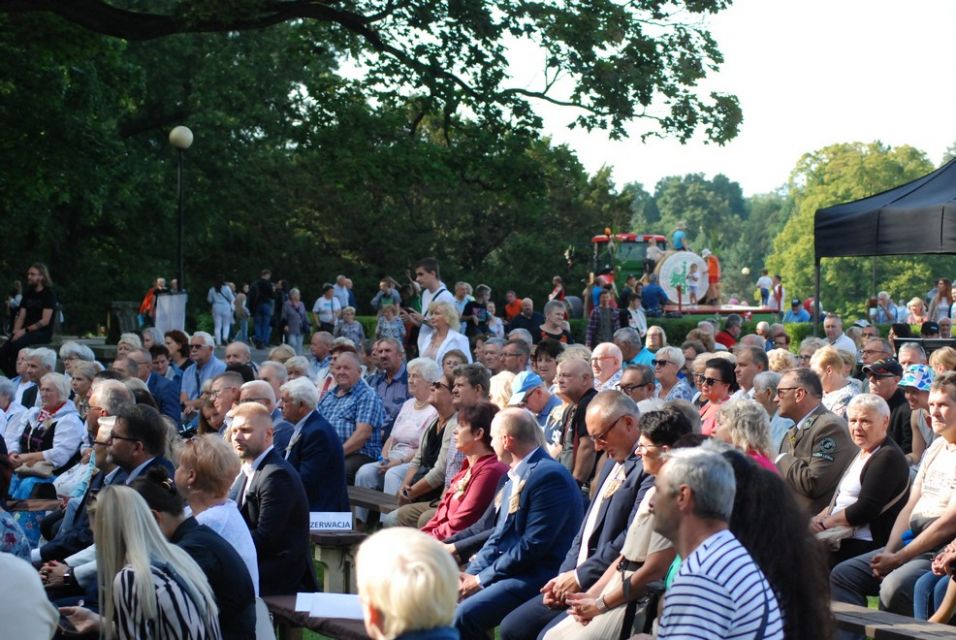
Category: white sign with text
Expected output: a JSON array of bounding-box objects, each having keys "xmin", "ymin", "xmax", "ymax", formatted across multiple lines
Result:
[{"xmin": 309, "ymin": 512, "xmax": 353, "ymax": 531}]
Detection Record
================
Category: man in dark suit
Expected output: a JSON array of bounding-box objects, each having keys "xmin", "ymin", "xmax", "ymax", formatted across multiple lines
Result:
[
  {"xmin": 499, "ymin": 390, "xmax": 652, "ymax": 639},
  {"xmin": 455, "ymin": 408, "xmax": 584, "ymax": 640},
  {"xmin": 775, "ymin": 367, "xmax": 857, "ymax": 515},
  {"xmin": 128, "ymin": 349, "xmax": 180, "ymax": 422},
  {"xmin": 230, "ymin": 402, "xmax": 315, "ymax": 596},
  {"xmin": 278, "ymin": 377, "xmax": 349, "ymax": 512}
]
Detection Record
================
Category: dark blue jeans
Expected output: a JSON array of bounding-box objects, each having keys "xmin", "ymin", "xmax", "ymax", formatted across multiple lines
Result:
[{"xmin": 254, "ymin": 301, "xmax": 273, "ymax": 346}]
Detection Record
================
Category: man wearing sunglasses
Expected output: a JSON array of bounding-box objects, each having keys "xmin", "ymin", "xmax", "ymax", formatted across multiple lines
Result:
[
  {"xmin": 774, "ymin": 368, "xmax": 856, "ymax": 515},
  {"xmin": 180, "ymin": 331, "xmax": 226, "ymax": 417}
]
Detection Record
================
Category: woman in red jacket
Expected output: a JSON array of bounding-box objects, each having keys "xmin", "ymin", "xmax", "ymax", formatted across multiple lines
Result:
[{"xmin": 421, "ymin": 402, "xmax": 508, "ymax": 541}]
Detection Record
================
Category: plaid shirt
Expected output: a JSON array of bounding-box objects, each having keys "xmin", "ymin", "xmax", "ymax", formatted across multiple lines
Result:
[{"xmin": 316, "ymin": 380, "xmax": 386, "ymax": 459}]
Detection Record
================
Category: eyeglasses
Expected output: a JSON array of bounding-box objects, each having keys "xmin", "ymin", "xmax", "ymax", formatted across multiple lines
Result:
[
  {"xmin": 797, "ymin": 354, "xmax": 812, "ymax": 361},
  {"xmin": 699, "ymin": 377, "xmax": 725, "ymax": 387},
  {"xmin": 591, "ymin": 355, "xmax": 614, "ymax": 363},
  {"xmin": 635, "ymin": 442, "xmax": 663, "ymax": 454},
  {"xmin": 189, "ymin": 344, "xmax": 206, "ymax": 350},
  {"xmin": 592, "ymin": 416, "xmax": 623, "ymax": 444},
  {"xmin": 775, "ymin": 387, "xmax": 801, "ymax": 395},
  {"xmin": 651, "ymin": 359, "xmax": 672, "ymax": 368},
  {"xmin": 108, "ymin": 433, "xmax": 140, "ymax": 444},
  {"xmin": 431, "ymin": 382, "xmax": 451, "ymax": 392},
  {"xmin": 619, "ymin": 383, "xmax": 649, "ymax": 394}
]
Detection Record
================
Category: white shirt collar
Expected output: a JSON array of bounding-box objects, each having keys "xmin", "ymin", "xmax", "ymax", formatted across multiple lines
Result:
[{"xmin": 242, "ymin": 445, "xmax": 274, "ymax": 479}]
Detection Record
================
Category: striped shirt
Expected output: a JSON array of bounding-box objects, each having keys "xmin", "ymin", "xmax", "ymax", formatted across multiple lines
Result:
[
  {"xmin": 658, "ymin": 529, "xmax": 783, "ymax": 640},
  {"xmin": 114, "ymin": 564, "xmax": 221, "ymax": 640}
]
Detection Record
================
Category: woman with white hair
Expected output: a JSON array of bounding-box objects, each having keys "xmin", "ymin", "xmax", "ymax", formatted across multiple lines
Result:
[
  {"xmin": 353, "ymin": 357, "xmax": 441, "ymax": 526},
  {"xmin": 357, "ymin": 528, "xmax": 459, "ymax": 640},
  {"xmin": 714, "ymin": 398, "xmax": 778, "ymax": 473},
  {"xmin": 7, "ymin": 372, "xmax": 84, "ymax": 499},
  {"xmin": 417, "ymin": 300, "xmax": 472, "ymax": 365},
  {"xmin": 652, "ymin": 346, "xmax": 693, "ymax": 402},
  {"xmin": 58, "ymin": 485, "xmax": 222, "ymax": 639},
  {"xmin": 58, "ymin": 341, "xmax": 96, "ymax": 375},
  {"xmin": 116, "ymin": 333, "xmax": 142, "ymax": 359},
  {"xmin": 334, "ymin": 306, "xmax": 366, "ymax": 347},
  {"xmin": 141, "ymin": 327, "xmax": 164, "ymax": 351},
  {"xmin": 809, "ymin": 393, "xmax": 909, "ymax": 566}
]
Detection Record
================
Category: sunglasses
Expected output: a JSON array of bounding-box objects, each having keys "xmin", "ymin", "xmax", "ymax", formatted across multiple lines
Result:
[
  {"xmin": 431, "ymin": 381, "xmax": 451, "ymax": 392},
  {"xmin": 651, "ymin": 359, "xmax": 672, "ymax": 367},
  {"xmin": 699, "ymin": 377, "xmax": 725, "ymax": 387},
  {"xmin": 189, "ymin": 344, "xmax": 206, "ymax": 350}
]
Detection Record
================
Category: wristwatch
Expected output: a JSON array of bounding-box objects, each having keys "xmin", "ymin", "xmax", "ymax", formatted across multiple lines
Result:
[
  {"xmin": 63, "ymin": 566, "xmax": 78, "ymax": 588},
  {"xmin": 595, "ymin": 595, "xmax": 608, "ymax": 612}
]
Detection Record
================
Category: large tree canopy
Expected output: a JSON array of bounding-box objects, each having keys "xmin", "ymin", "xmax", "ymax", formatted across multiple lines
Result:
[{"xmin": 3, "ymin": 0, "xmax": 742, "ymax": 141}]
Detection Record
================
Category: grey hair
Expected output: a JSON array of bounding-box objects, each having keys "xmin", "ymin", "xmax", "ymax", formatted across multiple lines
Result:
[
  {"xmin": 847, "ymin": 393, "xmax": 890, "ymax": 420},
  {"xmin": 752, "ymin": 371, "xmax": 782, "ymax": 395},
  {"xmin": 141, "ymin": 327, "xmax": 164, "ymax": 347},
  {"xmin": 613, "ymin": 327, "xmax": 642, "ymax": 349},
  {"xmin": 59, "ymin": 341, "xmax": 96, "ymax": 362},
  {"xmin": 41, "ymin": 372, "xmax": 71, "ymax": 401},
  {"xmin": 717, "ymin": 398, "xmax": 772, "ymax": 455},
  {"xmin": 484, "ymin": 337, "xmax": 506, "ymax": 348},
  {"xmin": 92, "ymin": 379, "xmax": 135, "ymax": 415},
  {"xmin": 654, "ymin": 345, "xmax": 685, "ymax": 370},
  {"xmin": 280, "ymin": 377, "xmax": 319, "ymax": 409},
  {"xmin": 0, "ymin": 376, "xmax": 14, "ymax": 401},
  {"xmin": 407, "ymin": 357, "xmax": 443, "ymax": 384},
  {"xmin": 29, "ymin": 347, "xmax": 57, "ymax": 372},
  {"xmin": 375, "ymin": 336, "xmax": 406, "ymax": 356},
  {"xmin": 662, "ymin": 447, "xmax": 736, "ymax": 522},
  {"xmin": 192, "ymin": 331, "xmax": 215, "ymax": 348},
  {"xmin": 898, "ymin": 342, "xmax": 927, "ymax": 361},
  {"xmin": 118, "ymin": 332, "xmax": 143, "ymax": 350},
  {"xmin": 259, "ymin": 360, "xmax": 289, "ymax": 385},
  {"xmin": 507, "ymin": 328, "xmax": 533, "ymax": 346},
  {"xmin": 799, "ymin": 336, "xmax": 827, "ymax": 352},
  {"xmin": 284, "ymin": 356, "xmax": 313, "ymax": 380},
  {"xmin": 543, "ymin": 300, "xmax": 566, "ymax": 316}
]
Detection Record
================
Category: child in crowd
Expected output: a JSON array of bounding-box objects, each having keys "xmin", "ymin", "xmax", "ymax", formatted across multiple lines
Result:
[{"xmin": 686, "ymin": 263, "xmax": 701, "ymax": 304}]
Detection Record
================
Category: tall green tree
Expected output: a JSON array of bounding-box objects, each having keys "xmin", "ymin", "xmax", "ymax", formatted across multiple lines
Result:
[
  {"xmin": 766, "ymin": 141, "xmax": 937, "ymax": 317},
  {"xmin": 5, "ymin": 0, "xmax": 742, "ymax": 143}
]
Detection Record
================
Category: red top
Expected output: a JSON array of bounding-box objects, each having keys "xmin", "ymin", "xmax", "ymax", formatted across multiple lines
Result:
[
  {"xmin": 421, "ymin": 453, "xmax": 508, "ymax": 541},
  {"xmin": 715, "ymin": 330, "xmax": 737, "ymax": 348},
  {"xmin": 504, "ymin": 300, "xmax": 523, "ymax": 321}
]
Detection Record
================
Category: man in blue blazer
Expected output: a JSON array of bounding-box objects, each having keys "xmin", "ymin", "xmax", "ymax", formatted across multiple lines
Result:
[
  {"xmin": 499, "ymin": 390, "xmax": 653, "ymax": 639},
  {"xmin": 455, "ymin": 408, "xmax": 584, "ymax": 640},
  {"xmin": 278, "ymin": 377, "xmax": 349, "ymax": 512},
  {"xmin": 128, "ymin": 349, "xmax": 181, "ymax": 422},
  {"xmin": 230, "ymin": 402, "xmax": 316, "ymax": 596}
]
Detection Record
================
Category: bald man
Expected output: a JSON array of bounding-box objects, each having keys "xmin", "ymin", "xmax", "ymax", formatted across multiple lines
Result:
[{"xmin": 591, "ymin": 342, "xmax": 623, "ymax": 392}]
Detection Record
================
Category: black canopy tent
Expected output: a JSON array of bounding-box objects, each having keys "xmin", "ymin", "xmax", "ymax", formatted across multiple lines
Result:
[{"xmin": 813, "ymin": 158, "xmax": 956, "ymax": 331}]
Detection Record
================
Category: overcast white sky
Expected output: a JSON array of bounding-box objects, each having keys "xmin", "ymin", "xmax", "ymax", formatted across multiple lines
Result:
[{"xmin": 519, "ymin": 0, "xmax": 956, "ymax": 196}]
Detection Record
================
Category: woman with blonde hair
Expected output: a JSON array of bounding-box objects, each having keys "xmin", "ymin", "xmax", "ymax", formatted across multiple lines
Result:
[
  {"xmin": 488, "ymin": 371, "xmax": 516, "ymax": 409},
  {"xmin": 71, "ymin": 360, "xmax": 99, "ymax": 421},
  {"xmin": 929, "ymin": 346, "xmax": 956, "ymax": 376},
  {"xmin": 907, "ymin": 297, "xmax": 928, "ymax": 325},
  {"xmin": 58, "ymin": 485, "xmax": 222, "ymax": 640},
  {"xmin": 811, "ymin": 346, "xmax": 858, "ymax": 420},
  {"xmin": 714, "ymin": 398, "xmax": 778, "ymax": 473},
  {"xmin": 767, "ymin": 348, "xmax": 796, "ymax": 373},
  {"xmin": 357, "ymin": 528, "xmax": 459, "ymax": 640},
  {"xmin": 417, "ymin": 300, "xmax": 471, "ymax": 365}
]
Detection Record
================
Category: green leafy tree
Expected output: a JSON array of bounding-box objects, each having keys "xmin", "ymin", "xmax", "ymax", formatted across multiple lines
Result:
[
  {"xmin": 4, "ymin": 0, "xmax": 741, "ymax": 143},
  {"xmin": 766, "ymin": 141, "xmax": 937, "ymax": 317},
  {"xmin": 653, "ymin": 172, "xmax": 744, "ymax": 253}
]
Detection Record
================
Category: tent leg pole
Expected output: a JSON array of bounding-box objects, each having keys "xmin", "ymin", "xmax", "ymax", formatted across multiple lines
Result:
[{"xmin": 814, "ymin": 258, "xmax": 821, "ymax": 337}]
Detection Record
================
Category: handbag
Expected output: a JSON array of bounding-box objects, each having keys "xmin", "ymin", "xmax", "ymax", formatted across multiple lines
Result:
[{"xmin": 17, "ymin": 460, "xmax": 55, "ymax": 478}]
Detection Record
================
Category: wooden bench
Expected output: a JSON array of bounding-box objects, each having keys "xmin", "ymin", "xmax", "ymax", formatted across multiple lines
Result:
[
  {"xmin": 6, "ymin": 498, "xmax": 60, "ymax": 512},
  {"xmin": 347, "ymin": 486, "xmax": 399, "ymax": 514},
  {"xmin": 262, "ymin": 594, "xmax": 369, "ymax": 640},
  {"xmin": 831, "ymin": 601, "xmax": 956, "ymax": 639},
  {"xmin": 310, "ymin": 531, "xmax": 367, "ymax": 594}
]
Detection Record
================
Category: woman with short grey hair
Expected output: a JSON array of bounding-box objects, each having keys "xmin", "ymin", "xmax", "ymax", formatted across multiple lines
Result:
[
  {"xmin": 653, "ymin": 345, "xmax": 693, "ymax": 402},
  {"xmin": 58, "ymin": 342, "xmax": 95, "ymax": 375},
  {"xmin": 714, "ymin": 398, "xmax": 776, "ymax": 473}
]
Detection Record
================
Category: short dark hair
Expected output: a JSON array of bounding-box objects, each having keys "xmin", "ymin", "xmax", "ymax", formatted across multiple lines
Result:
[
  {"xmin": 149, "ymin": 344, "xmax": 171, "ymax": 359},
  {"xmin": 725, "ymin": 314, "xmax": 742, "ymax": 329},
  {"xmin": 458, "ymin": 401, "xmax": 499, "ymax": 448},
  {"xmin": 132, "ymin": 466, "xmax": 184, "ymax": 517},
  {"xmin": 735, "ymin": 345, "xmax": 769, "ymax": 371},
  {"xmin": 417, "ymin": 257, "xmax": 440, "ymax": 278},
  {"xmin": 704, "ymin": 358, "xmax": 740, "ymax": 393},
  {"xmin": 625, "ymin": 364, "xmax": 655, "ymax": 386},
  {"xmin": 116, "ymin": 404, "xmax": 167, "ymax": 456},
  {"xmin": 453, "ymin": 363, "xmax": 491, "ymax": 396},
  {"xmin": 533, "ymin": 339, "xmax": 565, "ymax": 362},
  {"xmin": 640, "ymin": 408, "xmax": 693, "ymax": 446},
  {"xmin": 789, "ymin": 367, "xmax": 824, "ymax": 398}
]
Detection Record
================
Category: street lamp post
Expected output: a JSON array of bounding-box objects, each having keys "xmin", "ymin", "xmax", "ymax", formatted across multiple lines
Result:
[{"xmin": 169, "ymin": 126, "xmax": 193, "ymax": 291}]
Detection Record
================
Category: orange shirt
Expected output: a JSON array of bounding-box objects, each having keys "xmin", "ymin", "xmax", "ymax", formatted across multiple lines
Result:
[{"xmin": 504, "ymin": 300, "xmax": 522, "ymax": 321}]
